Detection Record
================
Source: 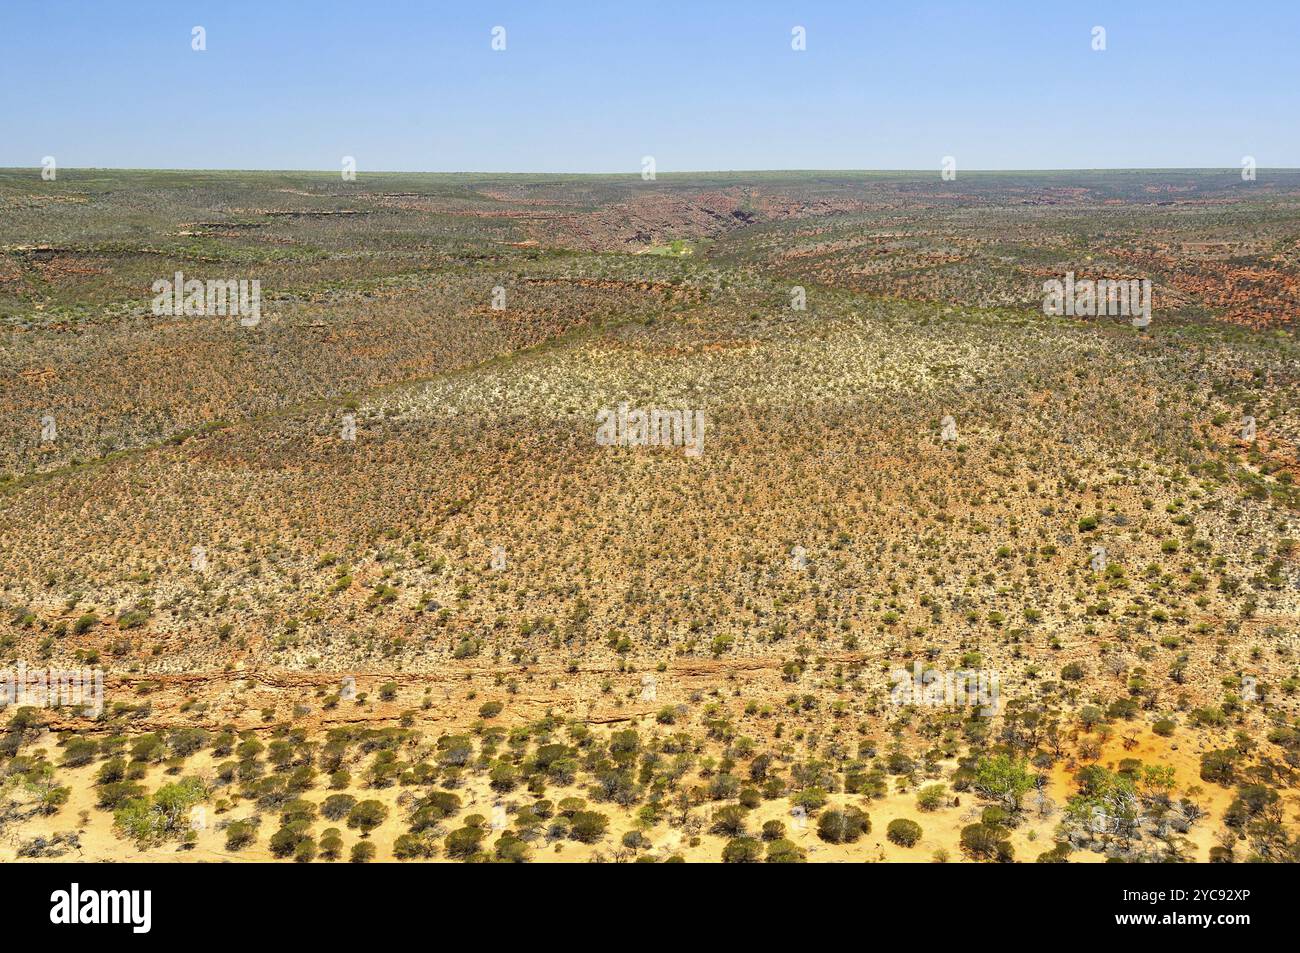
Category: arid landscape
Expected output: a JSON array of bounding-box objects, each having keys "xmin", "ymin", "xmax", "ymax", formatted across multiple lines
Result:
[{"xmin": 2, "ymin": 169, "xmax": 1298, "ymax": 863}]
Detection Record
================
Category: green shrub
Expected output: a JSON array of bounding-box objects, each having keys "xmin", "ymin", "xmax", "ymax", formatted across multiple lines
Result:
[
  {"xmin": 569, "ymin": 811, "xmax": 609, "ymax": 843},
  {"xmin": 916, "ymin": 784, "xmax": 946, "ymax": 811},
  {"xmin": 886, "ymin": 818, "xmax": 923, "ymax": 847},
  {"xmin": 224, "ymin": 820, "xmax": 256, "ymax": 851},
  {"xmin": 319, "ymin": 829, "xmax": 343, "ymax": 861},
  {"xmin": 346, "ymin": 799, "xmax": 388, "ymax": 836},
  {"xmin": 960, "ymin": 823, "xmax": 1014, "ymax": 862},
  {"xmin": 721, "ymin": 836, "xmax": 762, "ymax": 863},
  {"xmin": 321, "ymin": 793, "xmax": 357, "ymax": 820},
  {"xmin": 444, "ymin": 826, "xmax": 485, "ymax": 860},
  {"xmin": 393, "ymin": 833, "xmax": 434, "ymax": 859},
  {"xmin": 765, "ymin": 838, "xmax": 806, "ymax": 863},
  {"xmin": 817, "ymin": 806, "xmax": 870, "ymax": 844}
]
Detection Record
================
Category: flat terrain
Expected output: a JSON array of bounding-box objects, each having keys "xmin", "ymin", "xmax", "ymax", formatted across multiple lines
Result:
[{"xmin": 1, "ymin": 170, "xmax": 1298, "ymax": 863}]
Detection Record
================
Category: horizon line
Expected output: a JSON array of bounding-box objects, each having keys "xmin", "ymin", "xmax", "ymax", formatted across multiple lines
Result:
[{"xmin": 4, "ymin": 166, "xmax": 1299, "ymax": 176}]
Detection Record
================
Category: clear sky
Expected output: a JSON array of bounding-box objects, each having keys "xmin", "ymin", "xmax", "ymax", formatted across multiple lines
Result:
[{"xmin": 2, "ymin": 0, "xmax": 1296, "ymax": 172}]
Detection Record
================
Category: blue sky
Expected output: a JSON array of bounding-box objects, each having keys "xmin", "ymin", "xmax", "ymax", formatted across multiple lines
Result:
[{"xmin": 2, "ymin": 0, "xmax": 1296, "ymax": 172}]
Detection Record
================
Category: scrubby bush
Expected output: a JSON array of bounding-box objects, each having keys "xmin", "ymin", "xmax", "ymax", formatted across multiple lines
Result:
[
  {"xmin": 960, "ymin": 822, "xmax": 1014, "ymax": 862},
  {"xmin": 817, "ymin": 807, "xmax": 870, "ymax": 844},
  {"xmin": 224, "ymin": 820, "xmax": 256, "ymax": 851},
  {"xmin": 886, "ymin": 818, "xmax": 922, "ymax": 847},
  {"xmin": 722, "ymin": 836, "xmax": 762, "ymax": 863},
  {"xmin": 444, "ymin": 825, "xmax": 485, "ymax": 860},
  {"xmin": 765, "ymin": 838, "xmax": 806, "ymax": 863},
  {"xmin": 319, "ymin": 829, "xmax": 343, "ymax": 861},
  {"xmin": 321, "ymin": 793, "xmax": 357, "ymax": 821},
  {"xmin": 346, "ymin": 799, "xmax": 388, "ymax": 836},
  {"xmin": 569, "ymin": 811, "xmax": 609, "ymax": 843},
  {"xmin": 916, "ymin": 784, "xmax": 947, "ymax": 812}
]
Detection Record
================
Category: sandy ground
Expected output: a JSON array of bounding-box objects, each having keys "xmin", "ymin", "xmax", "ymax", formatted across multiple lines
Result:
[{"xmin": 1, "ymin": 718, "xmax": 1268, "ymax": 864}]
